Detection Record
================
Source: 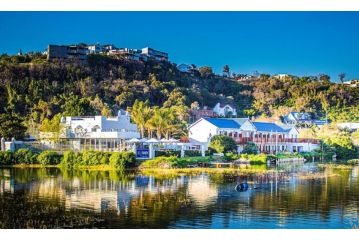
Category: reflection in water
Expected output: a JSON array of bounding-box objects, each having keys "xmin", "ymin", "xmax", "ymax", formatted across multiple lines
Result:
[{"xmin": 0, "ymin": 164, "xmax": 358, "ymax": 229}]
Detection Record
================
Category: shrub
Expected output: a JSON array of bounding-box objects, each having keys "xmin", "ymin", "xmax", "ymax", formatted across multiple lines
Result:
[
  {"xmin": 139, "ymin": 156, "xmax": 212, "ymax": 169},
  {"xmin": 109, "ymin": 152, "xmax": 136, "ymax": 170},
  {"xmin": 238, "ymin": 154, "xmax": 268, "ymax": 164},
  {"xmin": 0, "ymin": 151, "xmax": 14, "ymax": 165},
  {"xmin": 224, "ymin": 152, "xmax": 240, "ymax": 161},
  {"xmin": 241, "ymin": 142, "xmax": 259, "ymax": 154},
  {"xmin": 155, "ymin": 150, "xmax": 181, "ymax": 157},
  {"xmin": 82, "ymin": 150, "xmax": 111, "ymax": 165},
  {"xmin": 139, "ymin": 156, "xmax": 178, "ymax": 169},
  {"xmin": 173, "ymin": 156, "xmax": 212, "ymax": 168},
  {"xmin": 209, "ymin": 135, "xmax": 237, "ymax": 153},
  {"xmin": 347, "ymin": 159, "xmax": 359, "ymax": 165},
  {"xmin": 184, "ymin": 150, "xmax": 202, "ymax": 157},
  {"xmin": 61, "ymin": 150, "xmax": 81, "ymax": 168},
  {"xmin": 37, "ymin": 150, "xmax": 61, "ymax": 165},
  {"xmin": 14, "ymin": 148, "xmax": 38, "ymax": 164}
]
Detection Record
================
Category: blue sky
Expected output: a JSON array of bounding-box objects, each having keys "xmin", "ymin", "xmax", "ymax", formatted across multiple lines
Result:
[{"xmin": 0, "ymin": 12, "xmax": 359, "ymax": 81}]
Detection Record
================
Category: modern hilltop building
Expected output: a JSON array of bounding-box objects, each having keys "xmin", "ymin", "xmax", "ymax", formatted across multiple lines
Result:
[
  {"xmin": 141, "ymin": 47, "xmax": 168, "ymax": 61},
  {"xmin": 189, "ymin": 118, "xmax": 319, "ymax": 153},
  {"xmin": 47, "ymin": 43, "xmax": 169, "ymax": 62},
  {"xmin": 47, "ymin": 44, "xmax": 88, "ymax": 60}
]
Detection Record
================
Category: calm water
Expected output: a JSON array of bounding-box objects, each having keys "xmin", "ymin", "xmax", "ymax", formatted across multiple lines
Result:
[{"xmin": 0, "ymin": 164, "xmax": 358, "ymax": 229}]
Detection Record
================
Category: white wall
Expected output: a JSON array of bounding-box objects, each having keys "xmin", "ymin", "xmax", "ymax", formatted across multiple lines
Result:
[
  {"xmin": 188, "ymin": 119, "xmax": 218, "ymax": 143},
  {"xmin": 64, "ymin": 111, "xmax": 140, "ymax": 139}
]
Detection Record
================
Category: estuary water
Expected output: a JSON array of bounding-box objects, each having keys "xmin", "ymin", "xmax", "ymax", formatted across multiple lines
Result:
[{"xmin": 0, "ymin": 163, "xmax": 358, "ymax": 229}]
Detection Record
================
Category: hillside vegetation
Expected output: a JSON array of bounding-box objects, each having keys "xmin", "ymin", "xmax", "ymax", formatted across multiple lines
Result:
[{"xmin": 0, "ymin": 53, "xmax": 358, "ymax": 140}]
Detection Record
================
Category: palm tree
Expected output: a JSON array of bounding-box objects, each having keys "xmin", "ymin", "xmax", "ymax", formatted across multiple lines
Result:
[
  {"xmin": 128, "ymin": 100, "xmax": 152, "ymax": 138},
  {"xmin": 146, "ymin": 107, "xmax": 176, "ymax": 139}
]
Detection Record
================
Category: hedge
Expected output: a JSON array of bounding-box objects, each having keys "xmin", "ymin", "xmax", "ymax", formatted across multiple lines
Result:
[
  {"xmin": 60, "ymin": 150, "xmax": 135, "ymax": 170},
  {"xmin": 0, "ymin": 149, "xmax": 39, "ymax": 165},
  {"xmin": 37, "ymin": 150, "xmax": 62, "ymax": 165},
  {"xmin": 184, "ymin": 150, "xmax": 202, "ymax": 157},
  {"xmin": 109, "ymin": 152, "xmax": 136, "ymax": 170},
  {"xmin": 139, "ymin": 156, "xmax": 212, "ymax": 169},
  {"xmin": 155, "ymin": 150, "xmax": 181, "ymax": 157}
]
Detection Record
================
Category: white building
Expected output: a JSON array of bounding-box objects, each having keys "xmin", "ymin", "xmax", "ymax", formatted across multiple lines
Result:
[
  {"xmin": 108, "ymin": 48, "xmax": 148, "ymax": 61},
  {"xmin": 87, "ymin": 43, "xmax": 103, "ymax": 54},
  {"xmin": 337, "ymin": 122, "xmax": 359, "ymax": 132},
  {"xmin": 59, "ymin": 110, "xmax": 140, "ymax": 151},
  {"xmin": 283, "ymin": 112, "xmax": 312, "ymax": 125},
  {"xmin": 213, "ymin": 103, "xmax": 237, "ymax": 117},
  {"xmin": 188, "ymin": 118, "xmax": 319, "ymax": 153},
  {"xmin": 141, "ymin": 47, "xmax": 168, "ymax": 61},
  {"xmin": 273, "ymin": 74, "xmax": 292, "ymax": 80},
  {"xmin": 343, "ymin": 80, "xmax": 359, "ymax": 87}
]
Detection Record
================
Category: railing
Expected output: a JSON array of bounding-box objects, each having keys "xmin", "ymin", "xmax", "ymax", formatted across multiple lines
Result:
[{"xmin": 234, "ymin": 137, "xmax": 319, "ymax": 144}]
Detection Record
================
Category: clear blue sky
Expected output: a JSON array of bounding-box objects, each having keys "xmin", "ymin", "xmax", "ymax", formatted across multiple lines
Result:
[{"xmin": 1, "ymin": 12, "xmax": 359, "ymax": 81}]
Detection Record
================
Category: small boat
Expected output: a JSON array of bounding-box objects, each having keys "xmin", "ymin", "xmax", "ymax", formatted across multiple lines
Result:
[{"xmin": 235, "ymin": 182, "xmax": 249, "ymax": 192}]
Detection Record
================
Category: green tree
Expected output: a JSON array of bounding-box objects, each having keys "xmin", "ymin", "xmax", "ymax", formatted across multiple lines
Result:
[
  {"xmin": 223, "ymin": 65, "xmax": 230, "ymax": 77},
  {"xmin": 242, "ymin": 142, "xmax": 259, "ymax": 154},
  {"xmin": 209, "ymin": 135, "xmax": 237, "ymax": 153},
  {"xmin": 198, "ymin": 66, "xmax": 213, "ymax": 78},
  {"xmin": 128, "ymin": 100, "xmax": 152, "ymax": 138},
  {"xmin": 338, "ymin": 73, "xmax": 346, "ymax": 83},
  {"xmin": 62, "ymin": 95, "xmax": 95, "ymax": 116},
  {"xmin": 0, "ymin": 112, "xmax": 26, "ymax": 140}
]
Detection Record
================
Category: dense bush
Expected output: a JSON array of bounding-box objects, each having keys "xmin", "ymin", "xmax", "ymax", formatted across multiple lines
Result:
[
  {"xmin": 224, "ymin": 152, "xmax": 267, "ymax": 164},
  {"xmin": 139, "ymin": 156, "xmax": 212, "ymax": 169},
  {"xmin": 0, "ymin": 151, "xmax": 14, "ymax": 165},
  {"xmin": 347, "ymin": 159, "xmax": 359, "ymax": 165},
  {"xmin": 241, "ymin": 142, "xmax": 259, "ymax": 154},
  {"xmin": 155, "ymin": 150, "xmax": 181, "ymax": 157},
  {"xmin": 109, "ymin": 152, "xmax": 136, "ymax": 170},
  {"xmin": 14, "ymin": 148, "xmax": 38, "ymax": 164},
  {"xmin": 60, "ymin": 150, "xmax": 135, "ymax": 169},
  {"xmin": 37, "ymin": 150, "xmax": 62, "ymax": 165},
  {"xmin": 139, "ymin": 156, "xmax": 178, "ymax": 169},
  {"xmin": 61, "ymin": 150, "xmax": 81, "ymax": 169},
  {"xmin": 174, "ymin": 156, "xmax": 212, "ymax": 168},
  {"xmin": 82, "ymin": 150, "xmax": 111, "ymax": 165},
  {"xmin": 184, "ymin": 150, "xmax": 202, "ymax": 157},
  {"xmin": 209, "ymin": 135, "xmax": 237, "ymax": 153}
]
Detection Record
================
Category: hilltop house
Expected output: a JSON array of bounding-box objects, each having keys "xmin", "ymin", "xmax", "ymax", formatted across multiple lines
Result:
[
  {"xmin": 177, "ymin": 64, "xmax": 196, "ymax": 73},
  {"xmin": 213, "ymin": 103, "xmax": 237, "ymax": 117},
  {"xmin": 190, "ymin": 106, "xmax": 217, "ymax": 123},
  {"xmin": 283, "ymin": 112, "xmax": 328, "ymax": 127},
  {"xmin": 343, "ymin": 80, "xmax": 359, "ymax": 88},
  {"xmin": 141, "ymin": 47, "xmax": 168, "ymax": 61},
  {"xmin": 188, "ymin": 118, "xmax": 319, "ymax": 153},
  {"xmin": 283, "ymin": 112, "xmax": 312, "ymax": 125},
  {"xmin": 47, "ymin": 43, "xmax": 168, "ymax": 62}
]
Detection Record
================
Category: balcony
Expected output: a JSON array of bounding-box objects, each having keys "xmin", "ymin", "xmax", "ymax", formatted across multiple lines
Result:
[{"xmin": 234, "ymin": 137, "xmax": 319, "ymax": 145}]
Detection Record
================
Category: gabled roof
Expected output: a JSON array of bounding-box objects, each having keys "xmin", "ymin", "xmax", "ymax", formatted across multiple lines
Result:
[
  {"xmin": 252, "ymin": 122, "xmax": 287, "ymax": 132},
  {"xmin": 229, "ymin": 118, "xmax": 250, "ymax": 126},
  {"xmin": 204, "ymin": 118, "xmax": 240, "ymax": 129}
]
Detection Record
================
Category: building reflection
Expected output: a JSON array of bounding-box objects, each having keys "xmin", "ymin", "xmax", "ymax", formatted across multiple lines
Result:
[{"xmin": 0, "ymin": 166, "xmax": 358, "ymax": 228}]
